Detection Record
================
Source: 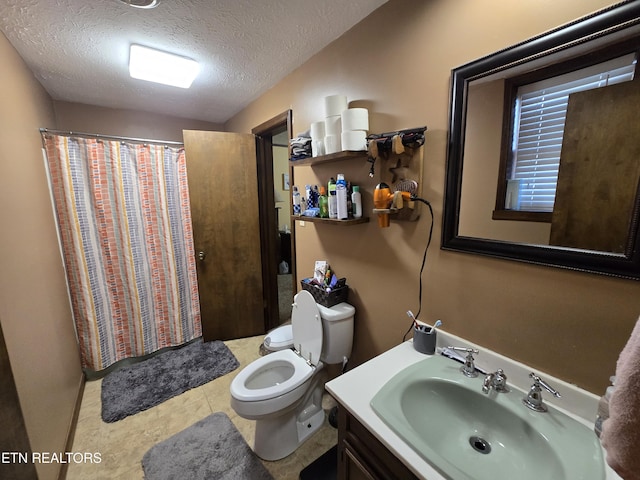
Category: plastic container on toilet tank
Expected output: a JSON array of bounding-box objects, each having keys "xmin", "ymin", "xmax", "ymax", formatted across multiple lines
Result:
[{"xmin": 317, "ymin": 302, "xmax": 355, "ymax": 364}]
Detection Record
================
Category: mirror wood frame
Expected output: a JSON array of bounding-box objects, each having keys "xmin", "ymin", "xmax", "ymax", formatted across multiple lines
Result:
[{"xmin": 442, "ymin": 1, "xmax": 640, "ymax": 281}]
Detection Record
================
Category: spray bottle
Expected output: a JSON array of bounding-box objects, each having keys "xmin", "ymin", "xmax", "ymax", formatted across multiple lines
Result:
[{"xmin": 336, "ymin": 173, "xmax": 349, "ymax": 220}]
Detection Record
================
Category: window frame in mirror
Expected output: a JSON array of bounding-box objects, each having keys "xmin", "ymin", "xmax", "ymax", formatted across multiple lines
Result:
[
  {"xmin": 493, "ymin": 38, "xmax": 640, "ymax": 223},
  {"xmin": 442, "ymin": 1, "xmax": 640, "ymax": 280}
]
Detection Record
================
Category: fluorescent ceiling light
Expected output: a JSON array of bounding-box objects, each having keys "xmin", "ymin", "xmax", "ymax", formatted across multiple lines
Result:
[
  {"xmin": 119, "ymin": 0, "xmax": 161, "ymax": 8},
  {"xmin": 129, "ymin": 44, "xmax": 199, "ymax": 88}
]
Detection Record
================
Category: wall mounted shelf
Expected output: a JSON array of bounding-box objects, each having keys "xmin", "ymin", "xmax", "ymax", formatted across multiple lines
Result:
[
  {"xmin": 289, "ymin": 150, "xmax": 367, "ymax": 167},
  {"xmin": 291, "ymin": 216, "xmax": 369, "ymax": 226},
  {"xmin": 290, "ymin": 150, "xmax": 369, "ymax": 226}
]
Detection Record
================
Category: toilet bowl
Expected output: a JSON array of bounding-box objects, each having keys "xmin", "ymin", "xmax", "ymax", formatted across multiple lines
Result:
[
  {"xmin": 230, "ymin": 348, "xmax": 316, "ymax": 419},
  {"xmin": 230, "ymin": 290, "xmax": 355, "ymax": 461}
]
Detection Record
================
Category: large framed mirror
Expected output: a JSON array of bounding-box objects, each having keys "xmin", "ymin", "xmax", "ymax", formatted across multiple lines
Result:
[{"xmin": 442, "ymin": 1, "xmax": 640, "ymax": 280}]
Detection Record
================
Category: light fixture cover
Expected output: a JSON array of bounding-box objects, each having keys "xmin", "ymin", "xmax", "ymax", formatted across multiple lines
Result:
[
  {"xmin": 119, "ymin": 0, "xmax": 160, "ymax": 8},
  {"xmin": 129, "ymin": 45, "xmax": 199, "ymax": 88}
]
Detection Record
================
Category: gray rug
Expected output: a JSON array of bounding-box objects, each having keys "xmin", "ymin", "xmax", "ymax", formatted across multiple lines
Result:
[
  {"xmin": 101, "ymin": 339, "xmax": 239, "ymax": 423},
  {"xmin": 142, "ymin": 412, "xmax": 273, "ymax": 480}
]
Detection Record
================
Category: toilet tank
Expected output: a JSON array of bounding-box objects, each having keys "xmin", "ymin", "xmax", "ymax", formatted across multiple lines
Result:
[{"xmin": 316, "ymin": 302, "xmax": 355, "ymax": 364}]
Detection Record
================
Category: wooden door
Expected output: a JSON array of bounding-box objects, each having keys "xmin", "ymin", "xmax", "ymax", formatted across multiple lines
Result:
[
  {"xmin": 550, "ymin": 79, "xmax": 640, "ymax": 253},
  {"xmin": 0, "ymin": 319, "xmax": 37, "ymax": 480},
  {"xmin": 184, "ymin": 130, "xmax": 265, "ymax": 340}
]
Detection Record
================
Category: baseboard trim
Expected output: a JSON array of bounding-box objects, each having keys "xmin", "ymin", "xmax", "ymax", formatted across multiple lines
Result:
[{"xmin": 58, "ymin": 373, "xmax": 85, "ymax": 480}]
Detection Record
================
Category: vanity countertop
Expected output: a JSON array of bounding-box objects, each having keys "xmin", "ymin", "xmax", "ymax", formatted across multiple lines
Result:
[{"xmin": 325, "ymin": 328, "xmax": 622, "ymax": 480}]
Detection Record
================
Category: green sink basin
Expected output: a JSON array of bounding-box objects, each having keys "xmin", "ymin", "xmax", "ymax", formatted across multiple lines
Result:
[{"xmin": 370, "ymin": 355, "xmax": 605, "ymax": 480}]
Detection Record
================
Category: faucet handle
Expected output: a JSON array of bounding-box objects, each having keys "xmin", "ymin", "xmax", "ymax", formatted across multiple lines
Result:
[
  {"xmin": 446, "ymin": 346, "xmax": 479, "ymax": 378},
  {"xmin": 447, "ymin": 346, "xmax": 479, "ymax": 354},
  {"xmin": 523, "ymin": 372, "xmax": 561, "ymax": 412},
  {"xmin": 529, "ymin": 372, "xmax": 561, "ymax": 398}
]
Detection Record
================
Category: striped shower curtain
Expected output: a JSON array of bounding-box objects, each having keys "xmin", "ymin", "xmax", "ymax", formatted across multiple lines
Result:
[{"xmin": 43, "ymin": 133, "xmax": 201, "ymax": 371}]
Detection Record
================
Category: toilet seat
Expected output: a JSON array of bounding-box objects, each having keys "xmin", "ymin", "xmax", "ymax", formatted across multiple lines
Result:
[
  {"xmin": 231, "ymin": 291, "xmax": 324, "ymax": 404},
  {"xmin": 263, "ymin": 325, "xmax": 293, "ymax": 351},
  {"xmin": 231, "ymin": 349, "xmax": 314, "ymax": 402}
]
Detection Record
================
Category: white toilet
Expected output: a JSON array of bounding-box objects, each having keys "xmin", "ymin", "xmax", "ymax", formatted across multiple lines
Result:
[{"xmin": 230, "ymin": 290, "xmax": 355, "ymax": 461}]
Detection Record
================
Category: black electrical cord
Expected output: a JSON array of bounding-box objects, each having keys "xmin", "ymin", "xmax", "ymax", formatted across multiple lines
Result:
[{"xmin": 402, "ymin": 195, "xmax": 434, "ymax": 342}]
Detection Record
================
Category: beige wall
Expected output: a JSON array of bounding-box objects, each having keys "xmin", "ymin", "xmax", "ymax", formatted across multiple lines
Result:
[
  {"xmin": 54, "ymin": 101, "xmax": 223, "ymax": 142},
  {"xmin": 0, "ymin": 33, "xmax": 82, "ymax": 480},
  {"xmin": 226, "ymin": 0, "xmax": 640, "ymax": 394}
]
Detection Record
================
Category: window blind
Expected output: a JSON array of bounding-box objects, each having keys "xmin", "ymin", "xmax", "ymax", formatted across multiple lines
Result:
[{"xmin": 511, "ymin": 54, "xmax": 636, "ymax": 212}]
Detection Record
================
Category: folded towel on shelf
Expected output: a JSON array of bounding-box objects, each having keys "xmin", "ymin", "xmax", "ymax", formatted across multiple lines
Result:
[
  {"xmin": 601, "ymin": 315, "xmax": 640, "ymax": 480},
  {"xmin": 290, "ymin": 135, "xmax": 312, "ymax": 160}
]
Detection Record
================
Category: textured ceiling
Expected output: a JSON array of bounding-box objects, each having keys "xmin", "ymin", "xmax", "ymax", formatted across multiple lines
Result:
[{"xmin": 0, "ymin": 0, "xmax": 387, "ymax": 124}]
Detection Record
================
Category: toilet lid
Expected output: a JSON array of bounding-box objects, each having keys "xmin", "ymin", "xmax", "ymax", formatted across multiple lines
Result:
[{"xmin": 292, "ymin": 290, "xmax": 323, "ymax": 366}]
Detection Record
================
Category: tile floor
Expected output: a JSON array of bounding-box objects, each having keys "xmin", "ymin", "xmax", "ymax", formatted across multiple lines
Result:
[{"xmin": 66, "ymin": 336, "xmax": 338, "ymax": 479}]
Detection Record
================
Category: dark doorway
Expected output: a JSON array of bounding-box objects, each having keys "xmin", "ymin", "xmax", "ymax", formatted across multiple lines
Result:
[{"xmin": 253, "ymin": 111, "xmax": 295, "ymax": 332}]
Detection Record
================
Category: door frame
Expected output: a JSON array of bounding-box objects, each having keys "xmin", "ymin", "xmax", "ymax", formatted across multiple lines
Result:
[{"xmin": 252, "ymin": 110, "xmax": 294, "ymax": 332}]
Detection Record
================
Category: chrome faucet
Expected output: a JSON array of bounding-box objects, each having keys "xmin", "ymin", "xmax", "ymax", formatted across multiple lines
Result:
[
  {"xmin": 446, "ymin": 346, "xmax": 479, "ymax": 378},
  {"xmin": 523, "ymin": 372, "xmax": 561, "ymax": 412},
  {"xmin": 482, "ymin": 369, "xmax": 509, "ymax": 393}
]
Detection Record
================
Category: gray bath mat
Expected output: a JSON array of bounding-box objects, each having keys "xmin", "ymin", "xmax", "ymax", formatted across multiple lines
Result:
[
  {"xmin": 101, "ymin": 339, "xmax": 239, "ymax": 422},
  {"xmin": 142, "ymin": 412, "xmax": 273, "ymax": 480}
]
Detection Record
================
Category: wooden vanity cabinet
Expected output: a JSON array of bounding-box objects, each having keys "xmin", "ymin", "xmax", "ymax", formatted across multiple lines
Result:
[{"xmin": 337, "ymin": 403, "xmax": 419, "ymax": 480}]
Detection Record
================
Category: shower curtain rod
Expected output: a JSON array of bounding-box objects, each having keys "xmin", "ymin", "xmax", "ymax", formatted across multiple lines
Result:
[{"xmin": 39, "ymin": 128, "xmax": 184, "ymax": 147}]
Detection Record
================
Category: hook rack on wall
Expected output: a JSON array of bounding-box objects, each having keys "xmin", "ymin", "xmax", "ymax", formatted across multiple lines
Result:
[{"xmin": 367, "ymin": 126, "xmax": 427, "ymax": 222}]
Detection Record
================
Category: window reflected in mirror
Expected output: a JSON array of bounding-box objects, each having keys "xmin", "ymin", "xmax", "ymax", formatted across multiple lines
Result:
[
  {"xmin": 506, "ymin": 54, "xmax": 635, "ymax": 215},
  {"xmin": 459, "ymin": 32, "xmax": 640, "ymax": 251}
]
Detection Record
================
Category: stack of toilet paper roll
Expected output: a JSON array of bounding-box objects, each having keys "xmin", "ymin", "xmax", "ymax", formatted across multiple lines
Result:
[
  {"xmin": 320, "ymin": 95, "xmax": 369, "ymax": 154},
  {"xmin": 323, "ymin": 95, "xmax": 347, "ymax": 154},
  {"xmin": 341, "ymin": 107, "xmax": 369, "ymax": 151},
  {"xmin": 310, "ymin": 120, "xmax": 325, "ymax": 157}
]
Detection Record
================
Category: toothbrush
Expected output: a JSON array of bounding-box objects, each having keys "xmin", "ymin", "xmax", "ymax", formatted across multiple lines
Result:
[
  {"xmin": 406, "ymin": 310, "xmax": 419, "ymax": 329},
  {"xmin": 432, "ymin": 319, "xmax": 442, "ymax": 332}
]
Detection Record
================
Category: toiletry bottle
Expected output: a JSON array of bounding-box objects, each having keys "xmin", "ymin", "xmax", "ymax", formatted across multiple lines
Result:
[
  {"xmin": 595, "ymin": 376, "xmax": 616, "ymax": 438},
  {"xmin": 351, "ymin": 185, "xmax": 362, "ymax": 218},
  {"xmin": 305, "ymin": 185, "xmax": 313, "ymax": 210},
  {"xmin": 312, "ymin": 185, "xmax": 320, "ymax": 208},
  {"xmin": 328, "ymin": 177, "xmax": 337, "ymax": 219},
  {"xmin": 336, "ymin": 173, "xmax": 349, "ymax": 220},
  {"xmin": 292, "ymin": 186, "xmax": 301, "ymax": 215},
  {"xmin": 319, "ymin": 186, "xmax": 329, "ymax": 218}
]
